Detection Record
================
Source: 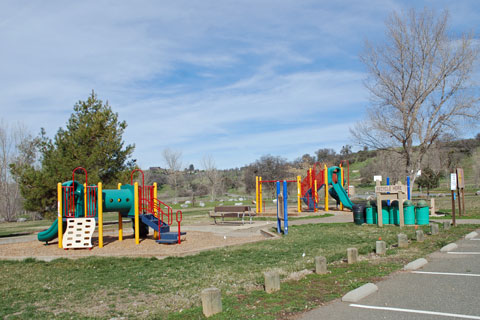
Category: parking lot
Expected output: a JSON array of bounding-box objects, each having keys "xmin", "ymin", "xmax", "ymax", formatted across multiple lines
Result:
[{"xmin": 300, "ymin": 229, "xmax": 480, "ymax": 320}]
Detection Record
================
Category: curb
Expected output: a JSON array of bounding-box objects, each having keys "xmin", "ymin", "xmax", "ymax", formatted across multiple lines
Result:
[
  {"xmin": 342, "ymin": 283, "xmax": 378, "ymax": 302},
  {"xmin": 440, "ymin": 243, "xmax": 458, "ymax": 252},
  {"xmin": 404, "ymin": 258, "xmax": 428, "ymax": 271},
  {"xmin": 465, "ymin": 231, "xmax": 478, "ymax": 240}
]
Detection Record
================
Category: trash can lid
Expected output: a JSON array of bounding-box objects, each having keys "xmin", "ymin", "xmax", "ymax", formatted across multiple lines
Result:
[
  {"xmin": 416, "ymin": 200, "xmax": 428, "ymax": 207},
  {"xmin": 403, "ymin": 200, "xmax": 414, "ymax": 207},
  {"xmin": 369, "ymin": 200, "xmax": 377, "ymax": 207},
  {"xmin": 364, "ymin": 201, "xmax": 372, "ymax": 208}
]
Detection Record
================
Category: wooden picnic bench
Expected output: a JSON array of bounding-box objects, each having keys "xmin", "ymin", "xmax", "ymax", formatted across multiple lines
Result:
[{"xmin": 209, "ymin": 205, "xmax": 256, "ymax": 224}]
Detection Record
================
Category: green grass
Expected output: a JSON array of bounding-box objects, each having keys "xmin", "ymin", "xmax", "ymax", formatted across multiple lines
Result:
[{"xmin": 0, "ymin": 222, "xmax": 476, "ymax": 319}]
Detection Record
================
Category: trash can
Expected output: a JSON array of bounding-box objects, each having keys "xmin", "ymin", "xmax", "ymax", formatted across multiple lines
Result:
[
  {"xmin": 391, "ymin": 200, "xmax": 400, "ymax": 225},
  {"xmin": 416, "ymin": 200, "xmax": 429, "ymax": 225},
  {"xmin": 365, "ymin": 201, "xmax": 374, "ymax": 224},
  {"xmin": 370, "ymin": 200, "xmax": 378, "ymax": 224},
  {"xmin": 381, "ymin": 200, "xmax": 390, "ymax": 225},
  {"xmin": 352, "ymin": 204, "xmax": 365, "ymax": 225},
  {"xmin": 403, "ymin": 200, "xmax": 415, "ymax": 225}
]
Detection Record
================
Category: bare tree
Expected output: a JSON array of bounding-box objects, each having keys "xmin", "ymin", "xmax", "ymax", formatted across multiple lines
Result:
[
  {"xmin": 162, "ymin": 148, "xmax": 182, "ymax": 202},
  {"xmin": 201, "ymin": 155, "xmax": 221, "ymax": 201},
  {"xmin": 352, "ymin": 8, "xmax": 479, "ymax": 192},
  {"xmin": 0, "ymin": 121, "xmax": 33, "ymax": 221}
]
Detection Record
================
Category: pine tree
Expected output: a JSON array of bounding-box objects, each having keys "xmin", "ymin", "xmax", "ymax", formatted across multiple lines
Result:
[{"xmin": 11, "ymin": 91, "xmax": 135, "ymax": 216}]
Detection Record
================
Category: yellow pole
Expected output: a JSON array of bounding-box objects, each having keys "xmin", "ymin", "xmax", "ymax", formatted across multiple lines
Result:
[
  {"xmin": 98, "ymin": 182, "xmax": 103, "ymax": 248},
  {"xmin": 324, "ymin": 165, "xmax": 329, "ymax": 211},
  {"xmin": 57, "ymin": 183, "xmax": 63, "ymax": 248},
  {"xmin": 255, "ymin": 176, "xmax": 259, "ymax": 213},
  {"xmin": 259, "ymin": 177, "xmax": 263, "ymax": 213},
  {"xmin": 153, "ymin": 182, "xmax": 158, "ymax": 240},
  {"xmin": 134, "ymin": 182, "xmax": 140, "ymax": 245},
  {"xmin": 118, "ymin": 183, "xmax": 123, "ymax": 241},
  {"xmin": 297, "ymin": 176, "xmax": 301, "ymax": 213},
  {"xmin": 340, "ymin": 166, "xmax": 344, "ymax": 211},
  {"xmin": 314, "ymin": 180, "xmax": 318, "ymax": 212},
  {"xmin": 84, "ymin": 183, "xmax": 87, "ymax": 217}
]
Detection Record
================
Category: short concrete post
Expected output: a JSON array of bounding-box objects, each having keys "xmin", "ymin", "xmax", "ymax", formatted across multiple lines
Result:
[
  {"xmin": 397, "ymin": 233, "xmax": 408, "ymax": 248},
  {"xmin": 443, "ymin": 221, "xmax": 451, "ymax": 230},
  {"xmin": 376, "ymin": 241, "xmax": 386, "ymax": 255},
  {"xmin": 264, "ymin": 271, "xmax": 280, "ymax": 293},
  {"xmin": 201, "ymin": 288, "xmax": 222, "ymax": 317},
  {"xmin": 430, "ymin": 198, "xmax": 435, "ymax": 215},
  {"xmin": 416, "ymin": 230, "xmax": 425, "ymax": 242},
  {"xmin": 431, "ymin": 223, "xmax": 439, "ymax": 235},
  {"xmin": 347, "ymin": 248, "xmax": 358, "ymax": 264},
  {"xmin": 315, "ymin": 256, "xmax": 327, "ymax": 274}
]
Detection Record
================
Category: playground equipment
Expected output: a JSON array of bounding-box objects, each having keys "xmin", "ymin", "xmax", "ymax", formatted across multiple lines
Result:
[
  {"xmin": 37, "ymin": 167, "xmax": 185, "ymax": 248},
  {"xmin": 276, "ymin": 181, "xmax": 288, "ymax": 234},
  {"xmin": 299, "ymin": 162, "xmax": 353, "ymax": 211},
  {"xmin": 255, "ymin": 177, "xmax": 301, "ymax": 214}
]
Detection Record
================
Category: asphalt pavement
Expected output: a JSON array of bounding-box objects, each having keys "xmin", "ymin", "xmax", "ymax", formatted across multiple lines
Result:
[{"xmin": 299, "ymin": 229, "xmax": 480, "ymax": 320}]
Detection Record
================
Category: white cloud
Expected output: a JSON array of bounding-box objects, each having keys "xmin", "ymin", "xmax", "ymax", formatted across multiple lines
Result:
[{"xmin": 0, "ymin": 0, "xmax": 477, "ymax": 169}]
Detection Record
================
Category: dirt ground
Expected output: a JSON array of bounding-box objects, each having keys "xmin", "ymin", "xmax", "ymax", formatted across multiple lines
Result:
[{"xmin": 0, "ymin": 229, "xmax": 268, "ymax": 261}]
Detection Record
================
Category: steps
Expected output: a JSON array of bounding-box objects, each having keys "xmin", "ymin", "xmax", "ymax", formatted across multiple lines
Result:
[{"xmin": 140, "ymin": 214, "xmax": 185, "ymax": 244}]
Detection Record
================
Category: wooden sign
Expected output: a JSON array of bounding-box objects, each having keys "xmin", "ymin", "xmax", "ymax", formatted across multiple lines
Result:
[
  {"xmin": 456, "ymin": 168, "xmax": 465, "ymax": 188},
  {"xmin": 375, "ymin": 185, "xmax": 407, "ymax": 194}
]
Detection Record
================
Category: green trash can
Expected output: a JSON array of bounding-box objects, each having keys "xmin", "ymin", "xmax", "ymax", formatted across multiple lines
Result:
[
  {"xmin": 365, "ymin": 201, "xmax": 374, "ymax": 224},
  {"xmin": 370, "ymin": 200, "xmax": 378, "ymax": 224},
  {"xmin": 352, "ymin": 204, "xmax": 365, "ymax": 225},
  {"xmin": 381, "ymin": 200, "xmax": 390, "ymax": 225},
  {"xmin": 391, "ymin": 200, "xmax": 400, "ymax": 225},
  {"xmin": 416, "ymin": 200, "xmax": 429, "ymax": 225},
  {"xmin": 403, "ymin": 200, "xmax": 415, "ymax": 225}
]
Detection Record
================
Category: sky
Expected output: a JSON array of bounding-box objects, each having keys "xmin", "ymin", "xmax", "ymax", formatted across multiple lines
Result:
[{"xmin": 0, "ymin": 1, "xmax": 479, "ymax": 169}]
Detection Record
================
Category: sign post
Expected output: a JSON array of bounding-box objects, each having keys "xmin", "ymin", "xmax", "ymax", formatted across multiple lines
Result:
[
  {"xmin": 450, "ymin": 172, "xmax": 456, "ymax": 227},
  {"xmin": 456, "ymin": 168, "xmax": 465, "ymax": 217}
]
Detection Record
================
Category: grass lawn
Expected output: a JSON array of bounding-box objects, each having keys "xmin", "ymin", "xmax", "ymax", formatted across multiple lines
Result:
[{"xmin": 0, "ymin": 222, "xmax": 476, "ymax": 319}]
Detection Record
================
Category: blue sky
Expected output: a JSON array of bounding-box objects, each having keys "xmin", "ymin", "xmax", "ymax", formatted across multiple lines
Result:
[{"xmin": 0, "ymin": 1, "xmax": 478, "ymax": 169}]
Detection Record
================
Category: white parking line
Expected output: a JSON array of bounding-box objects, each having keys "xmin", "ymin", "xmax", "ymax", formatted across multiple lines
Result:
[
  {"xmin": 350, "ymin": 304, "xmax": 480, "ymax": 319},
  {"xmin": 412, "ymin": 271, "xmax": 480, "ymax": 277},
  {"xmin": 447, "ymin": 252, "xmax": 480, "ymax": 255}
]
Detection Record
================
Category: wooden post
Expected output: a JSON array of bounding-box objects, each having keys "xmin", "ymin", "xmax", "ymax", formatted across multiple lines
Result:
[
  {"xmin": 451, "ymin": 171, "xmax": 456, "ymax": 227},
  {"xmin": 264, "ymin": 271, "xmax": 280, "ymax": 293},
  {"xmin": 376, "ymin": 180, "xmax": 383, "ymax": 227},
  {"xmin": 315, "ymin": 256, "xmax": 327, "ymax": 274},
  {"xmin": 201, "ymin": 288, "xmax": 222, "ymax": 317}
]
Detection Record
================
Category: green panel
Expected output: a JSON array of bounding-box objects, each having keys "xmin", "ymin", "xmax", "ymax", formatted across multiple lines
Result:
[{"xmin": 103, "ymin": 188, "xmax": 134, "ymax": 214}]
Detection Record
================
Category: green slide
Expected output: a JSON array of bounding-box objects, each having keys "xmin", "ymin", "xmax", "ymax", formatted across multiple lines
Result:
[
  {"xmin": 331, "ymin": 183, "xmax": 354, "ymax": 209},
  {"xmin": 37, "ymin": 218, "xmax": 61, "ymax": 242}
]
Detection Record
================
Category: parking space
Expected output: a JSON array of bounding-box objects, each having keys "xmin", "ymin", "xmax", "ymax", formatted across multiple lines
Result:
[{"xmin": 300, "ymin": 230, "xmax": 480, "ymax": 320}]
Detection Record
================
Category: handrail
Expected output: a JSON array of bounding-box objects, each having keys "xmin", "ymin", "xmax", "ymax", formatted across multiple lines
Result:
[
  {"xmin": 130, "ymin": 169, "xmax": 144, "ymax": 187},
  {"xmin": 72, "ymin": 167, "xmax": 88, "ymax": 186},
  {"xmin": 176, "ymin": 210, "xmax": 183, "ymax": 244}
]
